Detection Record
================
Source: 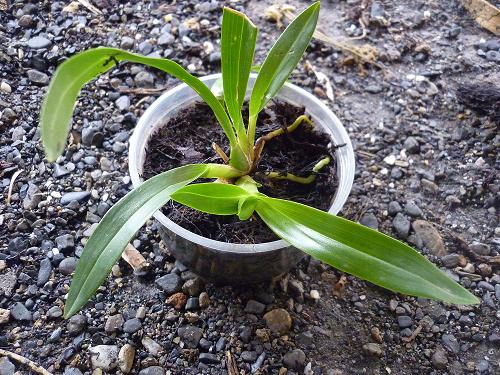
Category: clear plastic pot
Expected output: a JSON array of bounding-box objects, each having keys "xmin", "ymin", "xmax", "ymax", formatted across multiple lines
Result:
[{"xmin": 129, "ymin": 73, "xmax": 355, "ymax": 283}]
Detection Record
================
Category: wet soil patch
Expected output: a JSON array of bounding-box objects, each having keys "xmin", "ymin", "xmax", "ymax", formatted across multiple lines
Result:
[{"xmin": 143, "ymin": 101, "xmax": 338, "ymax": 243}]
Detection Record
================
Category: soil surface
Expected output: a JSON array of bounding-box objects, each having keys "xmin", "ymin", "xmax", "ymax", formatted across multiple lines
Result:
[
  {"xmin": 0, "ymin": 0, "xmax": 499, "ymax": 374},
  {"xmin": 143, "ymin": 101, "xmax": 337, "ymax": 243}
]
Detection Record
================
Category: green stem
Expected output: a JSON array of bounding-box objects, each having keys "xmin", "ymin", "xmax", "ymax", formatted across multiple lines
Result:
[
  {"xmin": 261, "ymin": 156, "xmax": 331, "ymax": 184},
  {"xmin": 247, "ymin": 114, "xmax": 258, "ymax": 158}
]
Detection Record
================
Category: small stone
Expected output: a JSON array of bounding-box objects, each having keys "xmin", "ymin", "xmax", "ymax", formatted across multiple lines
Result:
[
  {"xmin": 120, "ymin": 36, "xmax": 134, "ymax": 49},
  {"xmin": 405, "ymin": 201, "xmax": 423, "ymax": 217},
  {"xmin": 442, "ymin": 333, "xmax": 460, "ymax": 354},
  {"xmin": 215, "ymin": 337, "xmax": 226, "ymax": 351},
  {"xmin": 23, "ymin": 182, "xmax": 42, "ymax": 209},
  {"xmin": 388, "ymin": 201, "xmax": 402, "ymax": 215},
  {"xmin": 185, "ymin": 297, "xmax": 199, "ymax": 310},
  {"xmin": 67, "ymin": 315, "xmax": 86, "ymax": 335},
  {"xmin": 182, "ymin": 278, "xmax": 202, "ymax": 296},
  {"xmin": 469, "ymin": 242, "xmax": 490, "ymax": 255},
  {"xmin": 178, "ymin": 325, "xmax": 203, "ymax": 349},
  {"xmin": 239, "ymin": 326, "xmax": 252, "ymax": 343},
  {"xmin": 118, "ymin": 344, "xmax": 135, "ymax": 373},
  {"xmin": 441, "ymin": 254, "xmax": 461, "ymax": 268},
  {"xmin": 283, "ymin": 349, "xmax": 306, "ymax": 369},
  {"xmin": 10, "ymin": 302, "xmax": 32, "ymax": 321},
  {"xmin": 155, "ymin": 273, "xmax": 181, "ymax": 294},
  {"xmin": 27, "ymin": 36, "xmax": 52, "ymax": 49},
  {"xmin": 123, "ymin": 318, "xmax": 142, "ymax": 333},
  {"xmin": 115, "ymin": 96, "xmax": 130, "ymax": 111},
  {"xmin": 27, "ymin": 69, "xmax": 49, "ymax": 85},
  {"xmin": 166, "ymin": 292, "xmax": 187, "ymax": 310},
  {"xmin": 393, "ymin": 213, "xmax": 410, "ymax": 239},
  {"xmin": 0, "ymin": 308, "xmax": 10, "ymax": 324},
  {"xmin": 55, "ymin": 234, "xmax": 74, "ymax": 252},
  {"xmin": 241, "ymin": 351, "xmax": 258, "ymax": 362},
  {"xmin": 244, "ymin": 299, "xmax": 265, "ymax": 314},
  {"xmin": 199, "ymin": 353, "xmax": 220, "ymax": 364},
  {"xmin": 403, "ymin": 136, "xmax": 420, "ymax": 153},
  {"xmin": 141, "ymin": 336, "xmax": 163, "ymax": 356},
  {"xmin": 365, "ymin": 84, "xmax": 383, "ymax": 94},
  {"xmin": 485, "ymin": 50, "xmax": 500, "ymax": 62},
  {"xmin": 0, "ymin": 81, "xmax": 11, "ymax": 94},
  {"xmin": 60, "ymin": 191, "xmax": 90, "ymax": 205},
  {"xmin": 59, "ymin": 257, "xmax": 77, "ymax": 275},
  {"xmin": 0, "ymin": 357, "xmax": 15, "ymax": 375},
  {"xmin": 431, "ymin": 349, "xmax": 448, "ymax": 369},
  {"xmin": 397, "ymin": 315, "xmax": 412, "ymax": 328},
  {"xmin": 199, "ymin": 291, "xmax": 210, "ymax": 308},
  {"xmin": 362, "ymin": 343, "xmax": 383, "ymax": 357},
  {"xmin": 263, "ymin": 308, "xmax": 292, "ymax": 335},
  {"xmin": 47, "ymin": 306, "xmax": 63, "ymax": 318},
  {"xmin": 359, "ymin": 213, "xmax": 379, "ymax": 230},
  {"xmin": 105, "ymin": 314, "xmax": 124, "ymax": 333},
  {"xmin": 139, "ymin": 366, "xmax": 164, "ymax": 375},
  {"xmin": 158, "ymin": 32, "xmax": 175, "ymax": 46},
  {"xmin": 134, "ymin": 71, "xmax": 155, "ymax": 87},
  {"xmin": 62, "ymin": 367, "xmax": 83, "ymax": 375},
  {"xmin": 89, "ymin": 345, "xmax": 119, "ymax": 371},
  {"xmin": 310, "ymin": 290, "xmax": 320, "ymax": 300},
  {"xmin": 37, "ymin": 258, "xmax": 52, "ymax": 286},
  {"xmin": 413, "ymin": 220, "xmax": 446, "ymax": 256}
]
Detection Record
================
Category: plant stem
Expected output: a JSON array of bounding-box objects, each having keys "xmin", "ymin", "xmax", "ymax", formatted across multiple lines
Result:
[
  {"xmin": 247, "ymin": 114, "xmax": 258, "ymax": 158},
  {"xmin": 205, "ymin": 163, "xmax": 247, "ymax": 179}
]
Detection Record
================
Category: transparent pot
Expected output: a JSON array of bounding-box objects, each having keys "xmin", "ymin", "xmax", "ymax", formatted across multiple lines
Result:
[{"xmin": 129, "ymin": 73, "xmax": 355, "ymax": 283}]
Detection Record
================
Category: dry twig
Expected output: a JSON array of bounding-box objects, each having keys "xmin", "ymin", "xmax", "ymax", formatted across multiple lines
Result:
[
  {"xmin": 0, "ymin": 349, "xmax": 53, "ymax": 375},
  {"xmin": 76, "ymin": 0, "xmax": 102, "ymax": 15},
  {"xmin": 6, "ymin": 169, "xmax": 22, "ymax": 205},
  {"xmin": 226, "ymin": 351, "xmax": 240, "ymax": 375}
]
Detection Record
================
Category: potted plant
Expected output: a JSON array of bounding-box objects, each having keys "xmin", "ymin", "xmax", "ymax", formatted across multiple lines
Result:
[{"xmin": 39, "ymin": 2, "xmax": 478, "ymax": 319}]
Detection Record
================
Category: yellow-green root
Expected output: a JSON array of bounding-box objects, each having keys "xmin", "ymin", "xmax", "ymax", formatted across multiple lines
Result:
[{"xmin": 261, "ymin": 156, "xmax": 331, "ymax": 184}]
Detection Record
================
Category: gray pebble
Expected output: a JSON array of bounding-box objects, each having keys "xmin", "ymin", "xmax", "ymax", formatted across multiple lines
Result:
[
  {"xmin": 359, "ymin": 213, "xmax": 379, "ymax": 230},
  {"xmin": 27, "ymin": 36, "xmax": 52, "ymax": 49},
  {"xmin": 244, "ymin": 299, "xmax": 266, "ymax": 314},
  {"xmin": 393, "ymin": 213, "xmax": 410, "ymax": 238},
  {"xmin": 178, "ymin": 325, "xmax": 203, "ymax": 348},
  {"xmin": 138, "ymin": 367, "xmax": 165, "ymax": 375},
  {"xmin": 27, "ymin": 69, "xmax": 49, "ymax": 85},
  {"xmin": 10, "ymin": 302, "xmax": 32, "ymax": 321},
  {"xmin": 123, "ymin": 318, "xmax": 142, "ymax": 333},
  {"xmin": 37, "ymin": 258, "xmax": 52, "ymax": 286},
  {"xmin": 60, "ymin": 191, "xmax": 90, "ymax": 205},
  {"xmin": 199, "ymin": 353, "xmax": 220, "ymax": 364},
  {"xmin": 155, "ymin": 273, "xmax": 181, "ymax": 294},
  {"xmin": 59, "ymin": 257, "xmax": 77, "ymax": 275},
  {"xmin": 283, "ymin": 349, "xmax": 306, "ymax": 369}
]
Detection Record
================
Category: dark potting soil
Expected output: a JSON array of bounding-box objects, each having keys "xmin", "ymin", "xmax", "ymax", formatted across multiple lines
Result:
[{"xmin": 143, "ymin": 101, "xmax": 338, "ymax": 244}]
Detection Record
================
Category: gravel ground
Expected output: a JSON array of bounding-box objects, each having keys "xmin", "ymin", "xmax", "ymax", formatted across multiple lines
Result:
[{"xmin": 1, "ymin": 0, "xmax": 499, "ymax": 374}]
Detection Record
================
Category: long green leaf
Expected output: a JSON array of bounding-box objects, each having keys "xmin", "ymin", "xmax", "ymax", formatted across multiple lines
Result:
[
  {"xmin": 247, "ymin": 1, "xmax": 320, "ymax": 144},
  {"xmin": 221, "ymin": 7, "xmax": 257, "ymax": 141},
  {"xmin": 256, "ymin": 197, "xmax": 479, "ymax": 305},
  {"xmin": 40, "ymin": 47, "xmax": 237, "ymax": 163},
  {"xmin": 63, "ymin": 164, "xmax": 244, "ymax": 318},
  {"xmin": 172, "ymin": 182, "xmax": 248, "ymax": 215}
]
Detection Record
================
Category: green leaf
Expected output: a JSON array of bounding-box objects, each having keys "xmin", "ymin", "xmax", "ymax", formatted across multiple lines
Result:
[
  {"xmin": 256, "ymin": 197, "xmax": 479, "ymax": 305},
  {"xmin": 221, "ymin": 7, "xmax": 257, "ymax": 141},
  {"xmin": 172, "ymin": 183, "xmax": 249, "ymax": 215},
  {"xmin": 40, "ymin": 47, "xmax": 237, "ymax": 163},
  {"xmin": 248, "ymin": 1, "xmax": 320, "ymax": 143},
  {"xmin": 63, "ymin": 164, "xmax": 243, "ymax": 318}
]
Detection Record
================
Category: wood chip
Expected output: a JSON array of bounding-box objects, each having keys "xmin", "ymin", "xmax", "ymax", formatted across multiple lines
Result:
[{"xmin": 462, "ymin": 0, "xmax": 500, "ymax": 35}]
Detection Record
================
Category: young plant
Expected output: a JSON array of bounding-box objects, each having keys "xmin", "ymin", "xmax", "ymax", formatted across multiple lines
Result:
[{"xmin": 40, "ymin": 2, "xmax": 478, "ymax": 318}]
